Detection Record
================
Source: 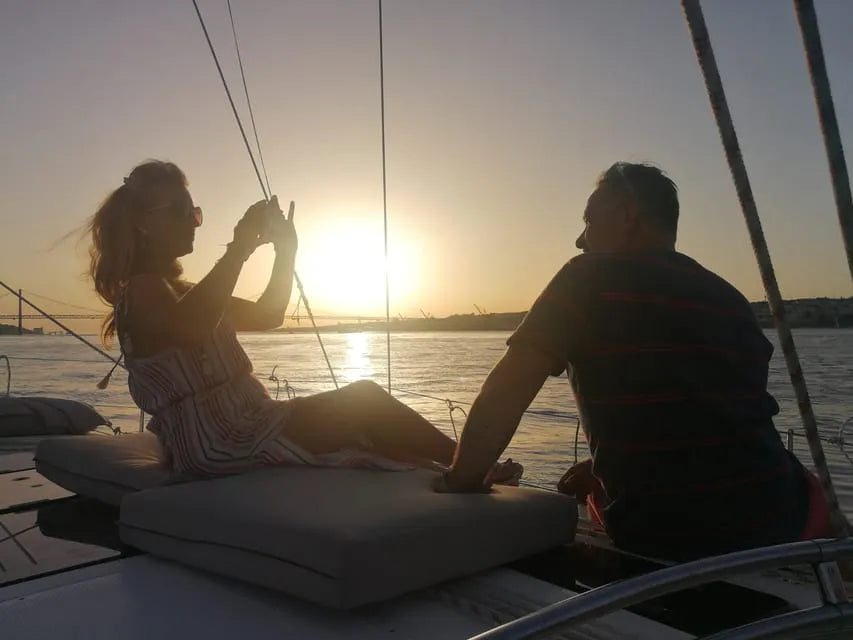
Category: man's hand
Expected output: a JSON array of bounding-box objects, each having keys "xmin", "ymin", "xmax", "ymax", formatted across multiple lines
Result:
[
  {"xmin": 557, "ymin": 458, "xmax": 594, "ymax": 504},
  {"xmin": 431, "ymin": 459, "xmax": 524, "ymax": 493},
  {"xmin": 432, "ymin": 345, "xmax": 551, "ymax": 495},
  {"xmin": 430, "ymin": 471, "xmax": 488, "ymax": 493}
]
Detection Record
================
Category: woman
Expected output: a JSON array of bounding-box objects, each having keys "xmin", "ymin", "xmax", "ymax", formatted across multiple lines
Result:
[{"xmin": 89, "ymin": 159, "xmax": 522, "ymax": 483}]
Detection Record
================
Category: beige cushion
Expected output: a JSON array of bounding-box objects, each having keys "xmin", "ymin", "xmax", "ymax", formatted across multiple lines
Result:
[
  {"xmin": 0, "ymin": 396, "xmax": 108, "ymax": 436},
  {"xmin": 35, "ymin": 432, "xmax": 173, "ymax": 505},
  {"xmin": 119, "ymin": 467, "xmax": 577, "ymax": 609}
]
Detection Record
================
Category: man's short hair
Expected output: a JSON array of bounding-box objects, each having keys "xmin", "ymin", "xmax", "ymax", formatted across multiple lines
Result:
[{"xmin": 598, "ymin": 162, "xmax": 679, "ymax": 236}]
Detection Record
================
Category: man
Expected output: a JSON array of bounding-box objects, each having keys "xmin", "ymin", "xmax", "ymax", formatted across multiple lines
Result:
[{"xmin": 433, "ymin": 162, "xmax": 828, "ymax": 561}]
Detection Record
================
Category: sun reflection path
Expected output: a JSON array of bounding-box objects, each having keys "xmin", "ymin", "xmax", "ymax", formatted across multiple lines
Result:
[{"xmin": 341, "ymin": 333, "xmax": 374, "ymax": 383}]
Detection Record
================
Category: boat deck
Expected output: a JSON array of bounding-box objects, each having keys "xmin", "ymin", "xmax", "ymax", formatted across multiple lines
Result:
[{"xmin": 1, "ymin": 435, "xmax": 852, "ymax": 639}]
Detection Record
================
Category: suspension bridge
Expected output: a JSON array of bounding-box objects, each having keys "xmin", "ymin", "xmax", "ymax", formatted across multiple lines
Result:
[{"xmin": 0, "ymin": 283, "xmax": 397, "ymax": 334}]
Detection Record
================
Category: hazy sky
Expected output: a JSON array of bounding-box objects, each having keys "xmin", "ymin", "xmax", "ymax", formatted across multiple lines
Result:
[{"xmin": 1, "ymin": 0, "xmax": 852, "ymax": 332}]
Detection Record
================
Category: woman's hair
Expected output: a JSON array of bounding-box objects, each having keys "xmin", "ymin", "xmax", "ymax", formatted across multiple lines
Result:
[{"xmin": 88, "ymin": 160, "xmax": 187, "ymax": 344}]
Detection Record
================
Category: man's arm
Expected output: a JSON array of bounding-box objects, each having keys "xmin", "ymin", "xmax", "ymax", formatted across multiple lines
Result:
[
  {"xmin": 438, "ymin": 344, "xmax": 555, "ymax": 491},
  {"xmin": 436, "ymin": 258, "xmax": 586, "ymax": 492}
]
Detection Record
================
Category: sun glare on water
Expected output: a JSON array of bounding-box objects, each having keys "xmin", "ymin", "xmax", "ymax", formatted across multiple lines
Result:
[{"xmin": 342, "ymin": 332, "xmax": 373, "ymax": 382}]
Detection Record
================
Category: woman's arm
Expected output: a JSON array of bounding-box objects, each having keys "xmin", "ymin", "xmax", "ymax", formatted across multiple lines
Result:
[
  {"xmin": 228, "ymin": 246, "xmax": 297, "ymax": 330},
  {"xmin": 227, "ymin": 198, "xmax": 299, "ymax": 331},
  {"xmin": 125, "ymin": 200, "xmax": 270, "ymax": 352}
]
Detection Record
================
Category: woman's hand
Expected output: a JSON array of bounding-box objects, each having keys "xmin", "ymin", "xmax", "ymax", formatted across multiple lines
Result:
[
  {"xmin": 266, "ymin": 196, "xmax": 298, "ymax": 256},
  {"xmin": 229, "ymin": 199, "xmax": 272, "ymax": 260}
]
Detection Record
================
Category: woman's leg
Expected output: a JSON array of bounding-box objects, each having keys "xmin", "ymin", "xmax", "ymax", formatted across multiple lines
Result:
[{"xmin": 283, "ymin": 380, "xmax": 456, "ymax": 465}]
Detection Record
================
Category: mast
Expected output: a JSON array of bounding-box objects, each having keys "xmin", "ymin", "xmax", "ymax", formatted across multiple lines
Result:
[
  {"xmin": 682, "ymin": 0, "xmax": 849, "ymax": 538},
  {"xmin": 794, "ymin": 0, "xmax": 853, "ymax": 285}
]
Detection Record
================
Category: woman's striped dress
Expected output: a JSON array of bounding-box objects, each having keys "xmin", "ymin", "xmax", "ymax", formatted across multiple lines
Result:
[{"xmin": 116, "ymin": 297, "xmax": 408, "ymax": 476}]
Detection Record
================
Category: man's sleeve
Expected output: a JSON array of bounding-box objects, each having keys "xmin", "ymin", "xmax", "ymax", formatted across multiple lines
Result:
[{"xmin": 507, "ymin": 260, "xmax": 586, "ymax": 376}]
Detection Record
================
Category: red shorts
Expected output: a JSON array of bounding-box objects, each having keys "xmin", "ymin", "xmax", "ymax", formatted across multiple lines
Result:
[
  {"xmin": 586, "ymin": 481, "xmax": 607, "ymax": 528},
  {"xmin": 800, "ymin": 471, "xmax": 833, "ymax": 540},
  {"xmin": 586, "ymin": 470, "xmax": 833, "ymax": 540}
]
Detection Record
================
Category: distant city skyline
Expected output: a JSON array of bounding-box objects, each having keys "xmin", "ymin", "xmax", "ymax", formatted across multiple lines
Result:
[
  {"xmin": 3, "ymin": 289, "xmax": 853, "ymax": 338},
  {"xmin": 2, "ymin": 1, "xmax": 852, "ymax": 335}
]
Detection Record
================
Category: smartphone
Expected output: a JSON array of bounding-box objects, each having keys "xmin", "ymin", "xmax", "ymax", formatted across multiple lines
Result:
[
  {"xmin": 260, "ymin": 198, "xmax": 280, "ymax": 243},
  {"xmin": 261, "ymin": 198, "xmax": 293, "ymax": 243}
]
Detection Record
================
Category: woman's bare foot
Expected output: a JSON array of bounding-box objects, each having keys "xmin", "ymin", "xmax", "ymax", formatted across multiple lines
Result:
[{"xmin": 486, "ymin": 458, "xmax": 524, "ymax": 486}]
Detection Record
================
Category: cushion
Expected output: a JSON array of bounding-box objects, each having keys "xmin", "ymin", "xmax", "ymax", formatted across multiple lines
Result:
[
  {"xmin": 35, "ymin": 432, "xmax": 173, "ymax": 505},
  {"xmin": 119, "ymin": 467, "xmax": 577, "ymax": 609},
  {"xmin": 0, "ymin": 396, "xmax": 108, "ymax": 436}
]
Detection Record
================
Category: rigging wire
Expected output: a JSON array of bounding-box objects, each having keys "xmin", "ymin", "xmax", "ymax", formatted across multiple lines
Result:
[
  {"xmin": 190, "ymin": 0, "xmax": 268, "ymax": 199},
  {"xmin": 793, "ymin": 0, "xmax": 853, "ymax": 285},
  {"xmin": 0, "ymin": 280, "xmax": 123, "ymax": 369},
  {"xmin": 190, "ymin": 0, "xmax": 338, "ymax": 388},
  {"xmin": 226, "ymin": 0, "xmax": 272, "ymax": 197},
  {"xmin": 378, "ymin": 0, "xmax": 392, "ymax": 394},
  {"xmin": 682, "ymin": 0, "xmax": 849, "ymax": 538}
]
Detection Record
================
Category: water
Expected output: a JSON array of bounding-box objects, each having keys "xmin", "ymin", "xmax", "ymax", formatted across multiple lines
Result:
[{"xmin": 1, "ymin": 329, "xmax": 852, "ymax": 489}]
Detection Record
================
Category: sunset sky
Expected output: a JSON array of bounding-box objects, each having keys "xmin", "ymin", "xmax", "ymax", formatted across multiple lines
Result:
[{"xmin": 1, "ymin": 0, "xmax": 852, "ymax": 333}]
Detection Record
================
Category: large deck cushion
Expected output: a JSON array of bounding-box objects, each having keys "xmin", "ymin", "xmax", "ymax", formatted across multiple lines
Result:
[
  {"xmin": 35, "ymin": 432, "xmax": 173, "ymax": 505},
  {"xmin": 119, "ymin": 467, "xmax": 577, "ymax": 609},
  {"xmin": 0, "ymin": 396, "xmax": 108, "ymax": 436}
]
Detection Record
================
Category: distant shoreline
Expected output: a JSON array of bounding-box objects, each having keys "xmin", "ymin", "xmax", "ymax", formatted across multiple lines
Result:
[
  {"xmin": 3, "ymin": 296, "xmax": 852, "ymax": 336},
  {"xmin": 276, "ymin": 297, "xmax": 853, "ymax": 334},
  {"xmin": 275, "ymin": 312, "xmax": 526, "ymax": 334},
  {"xmin": 0, "ymin": 323, "xmax": 42, "ymax": 336}
]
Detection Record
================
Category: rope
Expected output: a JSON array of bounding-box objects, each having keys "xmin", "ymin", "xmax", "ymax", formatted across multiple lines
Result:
[
  {"xmin": 190, "ymin": 0, "xmax": 268, "ymax": 199},
  {"xmin": 245, "ymin": 370, "xmax": 580, "ymax": 429},
  {"xmin": 289, "ymin": 294, "xmax": 303, "ymax": 324},
  {"xmin": 519, "ymin": 480, "xmax": 556, "ymax": 493},
  {"xmin": 189, "ymin": 0, "xmax": 338, "ymax": 389},
  {"xmin": 573, "ymin": 417, "xmax": 581, "ymax": 466},
  {"xmin": 793, "ymin": 0, "xmax": 853, "ymax": 284},
  {"xmin": 1, "ymin": 347, "xmax": 578, "ymax": 430},
  {"xmin": 0, "ymin": 280, "xmax": 123, "ymax": 370},
  {"xmin": 226, "ymin": 0, "xmax": 272, "ymax": 196},
  {"xmin": 267, "ymin": 365, "xmax": 296, "ymax": 401},
  {"xmin": 682, "ymin": 0, "xmax": 849, "ymax": 538},
  {"xmin": 3, "ymin": 356, "xmax": 117, "ymax": 364},
  {"xmin": 371, "ymin": 385, "xmax": 578, "ymax": 422},
  {"xmin": 445, "ymin": 399, "xmax": 465, "ymax": 441},
  {"xmin": 378, "ymin": 0, "xmax": 392, "ymax": 394},
  {"xmin": 293, "ymin": 276, "xmax": 338, "ymax": 388}
]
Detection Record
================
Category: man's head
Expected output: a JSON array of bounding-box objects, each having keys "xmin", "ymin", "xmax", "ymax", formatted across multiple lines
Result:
[{"xmin": 576, "ymin": 162, "xmax": 679, "ymax": 253}]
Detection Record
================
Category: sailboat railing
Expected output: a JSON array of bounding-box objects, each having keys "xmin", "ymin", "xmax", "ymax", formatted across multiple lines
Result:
[
  {"xmin": 702, "ymin": 603, "xmax": 853, "ymax": 640},
  {"xmin": 468, "ymin": 538, "xmax": 853, "ymax": 640},
  {"xmin": 787, "ymin": 424, "xmax": 852, "ymax": 455}
]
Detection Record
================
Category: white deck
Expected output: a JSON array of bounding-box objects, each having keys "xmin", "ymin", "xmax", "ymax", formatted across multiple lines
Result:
[
  {"xmin": 0, "ymin": 556, "xmax": 688, "ymax": 640},
  {"xmin": 1, "ymin": 435, "xmax": 851, "ymax": 639}
]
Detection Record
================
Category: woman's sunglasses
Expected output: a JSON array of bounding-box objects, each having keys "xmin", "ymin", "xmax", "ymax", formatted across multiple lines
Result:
[{"xmin": 145, "ymin": 202, "xmax": 203, "ymax": 227}]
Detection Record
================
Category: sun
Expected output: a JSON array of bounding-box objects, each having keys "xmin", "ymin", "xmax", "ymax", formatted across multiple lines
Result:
[{"xmin": 295, "ymin": 218, "xmax": 419, "ymax": 318}]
